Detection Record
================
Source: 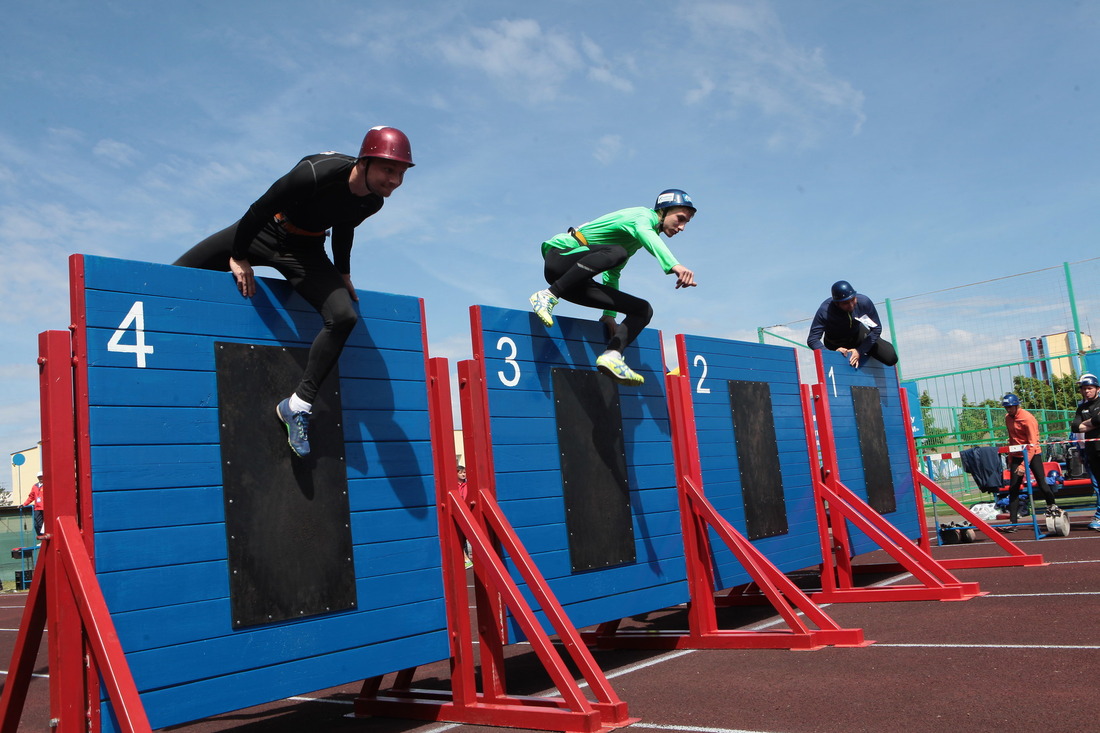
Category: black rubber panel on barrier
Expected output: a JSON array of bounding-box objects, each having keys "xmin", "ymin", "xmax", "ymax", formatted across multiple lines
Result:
[
  {"xmin": 215, "ymin": 342, "xmax": 357, "ymax": 628},
  {"xmin": 551, "ymin": 367, "xmax": 637, "ymax": 573},
  {"xmin": 851, "ymin": 385, "xmax": 897, "ymax": 514},
  {"xmin": 727, "ymin": 380, "xmax": 789, "ymax": 540}
]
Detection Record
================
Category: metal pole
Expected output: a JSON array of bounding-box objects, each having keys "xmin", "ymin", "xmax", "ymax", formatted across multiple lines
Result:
[
  {"xmin": 886, "ymin": 298, "xmax": 901, "ymax": 381},
  {"xmin": 1064, "ymin": 261, "xmax": 1084, "ymax": 373}
]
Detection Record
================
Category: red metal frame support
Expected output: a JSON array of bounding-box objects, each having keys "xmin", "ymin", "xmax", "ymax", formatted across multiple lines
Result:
[
  {"xmin": 587, "ymin": 371, "xmax": 867, "ymax": 650},
  {"xmin": 803, "ymin": 365, "xmax": 983, "ymax": 603},
  {"xmin": 897, "ymin": 388, "xmax": 1044, "ymax": 569},
  {"xmin": 355, "ymin": 353, "xmax": 634, "ymax": 732},
  {"xmin": 0, "ymin": 330, "xmax": 152, "ymax": 733}
]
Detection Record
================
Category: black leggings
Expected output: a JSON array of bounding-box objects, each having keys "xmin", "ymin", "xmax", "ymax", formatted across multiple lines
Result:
[
  {"xmin": 824, "ymin": 323, "xmax": 899, "ymax": 367},
  {"xmin": 174, "ymin": 222, "xmax": 357, "ymax": 404},
  {"xmin": 1007, "ymin": 453, "xmax": 1057, "ymax": 521},
  {"xmin": 543, "ymin": 245, "xmax": 653, "ymax": 353}
]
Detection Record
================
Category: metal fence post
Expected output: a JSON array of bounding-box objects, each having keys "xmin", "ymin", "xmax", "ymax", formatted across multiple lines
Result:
[
  {"xmin": 1064, "ymin": 261, "xmax": 1084, "ymax": 373},
  {"xmin": 886, "ymin": 298, "xmax": 901, "ymax": 381}
]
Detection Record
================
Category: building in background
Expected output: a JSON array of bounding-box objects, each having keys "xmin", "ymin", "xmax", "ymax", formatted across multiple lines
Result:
[{"xmin": 1020, "ymin": 331, "xmax": 1093, "ymax": 380}]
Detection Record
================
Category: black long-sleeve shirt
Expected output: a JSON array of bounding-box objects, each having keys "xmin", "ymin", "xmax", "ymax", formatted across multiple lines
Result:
[
  {"xmin": 806, "ymin": 293, "xmax": 884, "ymax": 359},
  {"xmin": 1071, "ymin": 396, "xmax": 1100, "ymax": 440},
  {"xmin": 232, "ymin": 153, "xmax": 384, "ymax": 273}
]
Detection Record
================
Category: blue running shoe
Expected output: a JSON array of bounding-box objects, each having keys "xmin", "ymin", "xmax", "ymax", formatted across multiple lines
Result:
[
  {"xmin": 276, "ymin": 398, "xmax": 311, "ymax": 457},
  {"xmin": 1089, "ymin": 519, "xmax": 1100, "ymax": 532},
  {"xmin": 596, "ymin": 353, "xmax": 645, "ymax": 386},
  {"xmin": 529, "ymin": 289, "xmax": 559, "ymax": 327}
]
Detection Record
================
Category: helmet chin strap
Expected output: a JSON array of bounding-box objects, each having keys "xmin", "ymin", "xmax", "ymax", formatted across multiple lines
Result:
[{"xmin": 353, "ymin": 157, "xmax": 377, "ymax": 197}]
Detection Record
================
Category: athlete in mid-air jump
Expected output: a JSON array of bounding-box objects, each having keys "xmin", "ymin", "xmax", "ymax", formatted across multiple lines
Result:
[
  {"xmin": 528, "ymin": 189, "xmax": 698, "ymax": 385},
  {"xmin": 174, "ymin": 126, "xmax": 414, "ymax": 457}
]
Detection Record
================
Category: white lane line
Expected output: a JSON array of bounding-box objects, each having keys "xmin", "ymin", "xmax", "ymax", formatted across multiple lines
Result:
[
  {"xmin": 633, "ymin": 725, "xmax": 774, "ymax": 733},
  {"xmin": 874, "ymin": 643, "xmax": 1100, "ymax": 650},
  {"xmin": 988, "ymin": 591, "xmax": 1100, "ymax": 597},
  {"xmin": 602, "ymin": 649, "xmax": 697, "ymax": 682},
  {"xmin": 0, "ymin": 669, "xmax": 48, "ymax": 678},
  {"xmin": 289, "ymin": 695, "xmax": 352, "ymax": 705}
]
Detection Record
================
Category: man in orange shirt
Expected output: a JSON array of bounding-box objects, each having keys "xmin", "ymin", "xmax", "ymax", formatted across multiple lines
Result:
[
  {"xmin": 1001, "ymin": 393, "xmax": 1060, "ymax": 532},
  {"xmin": 21, "ymin": 473, "xmax": 45, "ymax": 538}
]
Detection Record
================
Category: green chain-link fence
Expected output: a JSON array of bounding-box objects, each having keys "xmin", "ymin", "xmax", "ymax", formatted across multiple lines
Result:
[{"xmin": 758, "ymin": 258, "xmax": 1100, "ymax": 505}]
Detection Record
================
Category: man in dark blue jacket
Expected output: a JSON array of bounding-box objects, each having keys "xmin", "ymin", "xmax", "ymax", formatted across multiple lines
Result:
[{"xmin": 807, "ymin": 280, "xmax": 898, "ymax": 368}]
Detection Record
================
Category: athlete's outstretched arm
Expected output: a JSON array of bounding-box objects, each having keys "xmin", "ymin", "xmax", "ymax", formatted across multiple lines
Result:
[{"xmin": 670, "ymin": 264, "xmax": 696, "ymax": 289}]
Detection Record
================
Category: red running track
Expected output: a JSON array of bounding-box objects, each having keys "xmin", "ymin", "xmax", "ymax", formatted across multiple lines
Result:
[{"xmin": 2, "ymin": 529, "xmax": 1099, "ymax": 733}]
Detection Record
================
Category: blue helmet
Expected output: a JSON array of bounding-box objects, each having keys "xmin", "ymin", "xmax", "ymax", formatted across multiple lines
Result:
[
  {"xmin": 654, "ymin": 189, "xmax": 696, "ymax": 212},
  {"xmin": 1001, "ymin": 393, "xmax": 1021, "ymax": 407},
  {"xmin": 1078, "ymin": 373, "xmax": 1099, "ymax": 388},
  {"xmin": 830, "ymin": 280, "xmax": 857, "ymax": 302}
]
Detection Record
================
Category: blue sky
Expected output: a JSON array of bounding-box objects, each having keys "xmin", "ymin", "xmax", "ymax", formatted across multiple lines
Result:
[{"xmin": 2, "ymin": 1, "xmax": 1098, "ymax": 481}]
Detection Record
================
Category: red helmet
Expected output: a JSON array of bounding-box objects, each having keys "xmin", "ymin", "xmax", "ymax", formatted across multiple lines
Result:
[{"xmin": 359, "ymin": 126, "xmax": 414, "ymax": 167}]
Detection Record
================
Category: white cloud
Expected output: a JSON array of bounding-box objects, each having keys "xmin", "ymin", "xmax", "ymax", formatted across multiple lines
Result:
[
  {"xmin": 593, "ymin": 134, "xmax": 625, "ymax": 165},
  {"xmin": 580, "ymin": 35, "xmax": 634, "ymax": 93},
  {"xmin": 685, "ymin": 76, "xmax": 716, "ymax": 105},
  {"xmin": 680, "ymin": 0, "xmax": 865, "ymax": 149},
  {"xmin": 439, "ymin": 19, "xmax": 581, "ymax": 103},
  {"xmin": 437, "ymin": 19, "xmax": 634, "ymax": 104},
  {"xmin": 92, "ymin": 139, "xmax": 140, "ymax": 167}
]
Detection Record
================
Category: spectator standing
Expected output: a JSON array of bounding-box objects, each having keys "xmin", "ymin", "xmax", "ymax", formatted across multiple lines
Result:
[
  {"xmin": 1001, "ymin": 393, "xmax": 1061, "ymax": 532},
  {"xmin": 22, "ymin": 473, "xmax": 45, "ymax": 538},
  {"xmin": 1070, "ymin": 374, "xmax": 1100, "ymax": 531}
]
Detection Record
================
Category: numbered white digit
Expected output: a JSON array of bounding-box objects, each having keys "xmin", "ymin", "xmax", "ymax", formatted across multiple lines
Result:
[
  {"xmin": 107, "ymin": 301, "xmax": 155, "ymax": 368},
  {"xmin": 496, "ymin": 336, "xmax": 520, "ymax": 387},
  {"xmin": 693, "ymin": 354, "xmax": 711, "ymax": 394},
  {"xmin": 828, "ymin": 366, "xmax": 837, "ymax": 397}
]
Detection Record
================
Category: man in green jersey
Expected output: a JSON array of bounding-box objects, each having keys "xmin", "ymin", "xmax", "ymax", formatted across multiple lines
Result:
[{"xmin": 529, "ymin": 189, "xmax": 697, "ymax": 385}]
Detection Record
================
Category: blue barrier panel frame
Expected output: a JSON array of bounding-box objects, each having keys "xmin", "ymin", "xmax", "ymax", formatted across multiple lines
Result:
[
  {"xmin": 470, "ymin": 305, "xmax": 688, "ymax": 631},
  {"xmin": 676, "ymin": 335, "xmax": 824, "ymax": 589},
  {"xmin": 816, "ymin": 348, "xmax": 920, "ymax": 555},
  {"xmin": 74, "ymin": 255, "xmax": 449, "ymax": 731}
]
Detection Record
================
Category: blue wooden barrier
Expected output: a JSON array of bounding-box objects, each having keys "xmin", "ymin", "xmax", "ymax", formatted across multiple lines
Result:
[
  {"xmin": 73, "ymin": 255, "xmax": 448, "ymax": 731},
  {"xmin": 676, "ymin": 335, "xmax": 823, "ymax": 589},
  {"xmin": 816, "ymin": 348, "xmax": 921, "ymax": 554},
  {"xmin": 468, "ymin": 305, "xmax": 688, "ymax": 631}
]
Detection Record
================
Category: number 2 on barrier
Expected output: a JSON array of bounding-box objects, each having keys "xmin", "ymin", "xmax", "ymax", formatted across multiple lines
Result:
[
  {"xmin": 107, "ymin": 300, "xmax": 155, "ymax": 368},
  {"xmin": 693, "ymin": 354, "xmax": 711, "ymax": 394},
  {"xmin": 496, "ymin": 336, "xmax": 520, "ymax": 386}
]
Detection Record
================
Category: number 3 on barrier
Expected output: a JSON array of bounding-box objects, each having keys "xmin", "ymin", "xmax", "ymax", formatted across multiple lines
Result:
[
  {"xmin": 496, "ymin": 336, "xmax": 520, "ymax": 387},
  {"xmin": 107, "ymin": 300, "xmax": 155, "ymax": 368}
]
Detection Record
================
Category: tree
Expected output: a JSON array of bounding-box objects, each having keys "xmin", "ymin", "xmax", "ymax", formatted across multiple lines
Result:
[
  {"xmin": 918, "ymin": 391, "xmax": 950, "ymax": 450},
  {"xmin": 1011, "ymin": 373, "xmax": 1080, "ymax": 412},
  {"xmin": 957, "ymin": 395, "xmax": 1004, "ymax": 445}
]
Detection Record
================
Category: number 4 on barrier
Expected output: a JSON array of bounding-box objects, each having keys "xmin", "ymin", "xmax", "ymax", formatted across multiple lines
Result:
[{"xmin": 107, "ymin": 301, "xmax": 155, "ymax": 368}]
